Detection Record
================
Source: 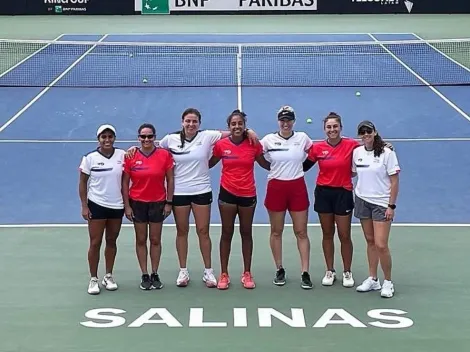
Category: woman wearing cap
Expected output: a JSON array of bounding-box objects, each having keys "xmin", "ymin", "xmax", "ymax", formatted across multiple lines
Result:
[
  {"xmin": 122, "ymin": 123, "xmax": 175, "ymax": 290},
  {"xmin": 79, "ymin": 124, "xmax": 126, "ymax": 295},
  {"xmin": 209, "ymin": 110, "xmax": 270, "ymax": 290},
  {"xmin": 353, "ymin": 120, "xmax": 400, "ymax": 298},
  {"xmin": 126, "ymin": 108, "xmax": 258, "ymax": 288},
  {"xmin": 261, "ymin": 106, "xmax": 313, "ymax": 289}
]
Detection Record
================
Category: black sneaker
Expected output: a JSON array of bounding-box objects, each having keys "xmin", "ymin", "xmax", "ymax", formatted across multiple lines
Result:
[
  {"xmin": 140, "ymin": 274, "xmax": 152, "ymax": 290},
  {"xmin": 301, "ymin": 272, "xmax": 313, "ymax": 289},
  {"xmin": 151, "ymin": 273, "xmax": 163, "ymax": 289},
  {"xmin": 273, "ymin": 267, "xmax": 286, "ymax": 286}
]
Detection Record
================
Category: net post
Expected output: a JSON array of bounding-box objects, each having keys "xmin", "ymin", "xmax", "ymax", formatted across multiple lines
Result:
[{"xmin": 237, "ymin": 44, "xmax": 243, "ymax": 111}]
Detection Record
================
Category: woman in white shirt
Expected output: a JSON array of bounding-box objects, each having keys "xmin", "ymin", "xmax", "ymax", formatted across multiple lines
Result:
[
  {"xmin": 79, "ymin": 124, "xmax": 126, "ymax": 295},
  {"xmin": 352, "ymin": 120, "xmax": 400, "ymax": 298},
  {"xmin": 127, "ymin": 108, "xmax": 257, "ymax": 288}
]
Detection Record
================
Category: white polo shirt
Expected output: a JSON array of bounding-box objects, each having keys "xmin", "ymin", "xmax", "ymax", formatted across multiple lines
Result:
[
  {"xmin": 79, "ymin": 148, "xmax": 125, "ymax": 209},
  {"xmin": 261, "ymin": 132, "xmax": 312, "ymax": 181},
  {"xmin": 352, "ymin": 146, "xmax": 400, "ymax": 208},
  {"xmin": 159, "ymin": 130, "xmax": 222, "ymax": 195}
]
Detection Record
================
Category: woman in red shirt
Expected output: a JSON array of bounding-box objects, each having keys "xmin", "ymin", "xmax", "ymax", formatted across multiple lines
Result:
[
  {"xmin": 304, "ymin": 112, "xmax": 359, "ymax": 289},
  {"xmin": 209, "ymin": 110, "xmax": 270, "ymax": 290},
  {"xmin": 122, "ymin": 123, "xmax": 175, "ymax": 291}
]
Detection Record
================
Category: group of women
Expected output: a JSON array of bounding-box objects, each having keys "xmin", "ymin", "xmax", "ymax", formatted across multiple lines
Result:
[{"xmin": 78, "ymin": 106, "xmax": 400, "ymax": 299}]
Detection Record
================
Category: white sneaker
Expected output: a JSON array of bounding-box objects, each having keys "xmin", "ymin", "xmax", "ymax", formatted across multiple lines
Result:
[
  {"xmin": 321, "ymin": 270, "xmax": 336, "ymax": 286},
  {"xmin": 342, "ymin": 271, "xmax": 355, "ymax": 288},
  {"xmin": 203, "ymin": 268, "xmax": 217, "ymax": 288},
  {"xmin": 176, "ymin": 269, "xmax": 190, "ymax": 287},
  {"xmin": 356, "ymin": 277, "xmax": 381, "ymax": 292},
  {"xmin": 102, "ymin": 273, "xmax": 118, "ymax": 291},
  {"xmin": 381, "ymin": 280, "xmax": 395, "ymax": 298},
  {"xmin": 88, "ymin": 277, "xmax": 100, "ymax": 295}
]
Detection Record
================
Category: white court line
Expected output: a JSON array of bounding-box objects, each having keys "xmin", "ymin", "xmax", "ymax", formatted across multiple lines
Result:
[
  {"xmin": 62, "ymin": 32, "xmax": 415, "ymax": 36},
  {"xmin": 0, "ymin": 34, "xmax": 65, "ymax": 79},
  {"xmin": 0, "ymin": 223, "xmax": 469, "ymax": 229},
  {"xmin": 0, "ymin": 34, "xmax": 109, "ymax": 134},
  {"xmin": 412, "ymin": 33, "xmax": 470, "ymax": 74},
  {"xmin": 0, "ymin": 137, "xmax": 469, "ymax": 143},
  {"xmin": 368, "ymin": 33, "xmax": 470, "ymax": 124}
]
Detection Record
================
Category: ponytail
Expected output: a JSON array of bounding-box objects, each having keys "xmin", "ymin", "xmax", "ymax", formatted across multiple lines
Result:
[{"xmin": 372, "ymin": 133, "xmax": 386, "ymax": 157}]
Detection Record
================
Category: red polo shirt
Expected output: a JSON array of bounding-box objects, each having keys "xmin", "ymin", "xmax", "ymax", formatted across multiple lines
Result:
[
  {"xmin": 123, "ymin": 148, "xmax": 174, "ymax": 202},
  {"xmin": 213, "ymin": 138, "xmax": 263, "ymax": 197},
  {"xmin": 307, "ymin": 137, "xmax": 359, "ymax": 191}
]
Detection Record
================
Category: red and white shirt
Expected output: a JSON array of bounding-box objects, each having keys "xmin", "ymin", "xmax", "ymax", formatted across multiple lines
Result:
[
  {"xmin": 123, "ymin": 148, "xmax": 174, "ymax": 202},
  {"xmin": 307, "ymin": 137, "xmax": 359, "ymax": 191},
  {"xmin": 213, "ymin": 138, "xmax": 263, "ymax": 197}
]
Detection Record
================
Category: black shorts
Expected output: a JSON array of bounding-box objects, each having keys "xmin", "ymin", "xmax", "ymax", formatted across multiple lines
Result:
[
  {"xmin": 130, "ymin": 199, "xmax": 166, "ymax": 223},
  {"xmin": 88, "ymin": 200, "xmax": 124, "ymax": 220},
  {"xmin": 313, "ymin": 186, "xmax": 354, "ymax": 216},
  {"xmin": 218, "ymin": 186, "xmax": 257, "ymax": 208},
  {"xmin": 172, "ymin": 191, "xmax": 213, "ymax": 207}
]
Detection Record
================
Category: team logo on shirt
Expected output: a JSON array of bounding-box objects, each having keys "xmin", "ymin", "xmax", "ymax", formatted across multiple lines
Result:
[{"xmin": 224, "ymin": 150, "xmax": 232, "ymax": 155}]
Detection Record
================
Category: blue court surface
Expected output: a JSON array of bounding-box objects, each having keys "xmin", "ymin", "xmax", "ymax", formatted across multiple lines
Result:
[{"xmin": 1, "ymin": 32, "xmax": 470, "ymax": 225}]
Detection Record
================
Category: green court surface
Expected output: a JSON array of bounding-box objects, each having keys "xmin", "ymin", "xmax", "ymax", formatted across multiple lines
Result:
[{"xmin": 0, "ymin": 225, "xmax": 469, "ymax": 351}]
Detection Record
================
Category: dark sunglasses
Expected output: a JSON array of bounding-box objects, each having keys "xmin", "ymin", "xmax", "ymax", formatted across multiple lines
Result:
[
  {"xmin": 139, "ymin": 134, "xmax": 155, "ymax": 139},
  {"xmin": 358, "ymin": 128, "xmax": 373, "ymax": 135}
]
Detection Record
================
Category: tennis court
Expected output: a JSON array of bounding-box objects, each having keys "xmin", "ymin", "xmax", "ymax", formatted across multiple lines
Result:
[{"xmin": 0, "ymin": 31, "xmax": 469, "ymax": 351}]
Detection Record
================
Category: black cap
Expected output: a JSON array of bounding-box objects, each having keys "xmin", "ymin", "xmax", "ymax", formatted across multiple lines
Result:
[
  {"xmin": 277, "ymin": 106, "xmax": 296, "ymax": 121},
  {"xmin": 357, "ymin": 120, "xmax": 376, "ymax": 132}
]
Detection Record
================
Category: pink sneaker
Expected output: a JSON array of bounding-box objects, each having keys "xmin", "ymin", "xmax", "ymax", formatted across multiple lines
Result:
[
  {"xmin": 241, "ymin": 271, "xmax": 256, "ymax": 289},
  {"xmin": 217, "ymin": 273, "xmax": 230, "ymax": 290}
]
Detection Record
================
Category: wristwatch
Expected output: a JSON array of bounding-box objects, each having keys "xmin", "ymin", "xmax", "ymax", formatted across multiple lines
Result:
[
  {"xmin": 388, "ymin": 204, "xmax": 396, "ymax": 210},
  {"xmin": 165, "ymin": 200, "xmax": 173, "ymax": 206}
]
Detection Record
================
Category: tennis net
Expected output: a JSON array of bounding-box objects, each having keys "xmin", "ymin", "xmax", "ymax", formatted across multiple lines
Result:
[{"xmin": 1, "ymin": 38, "xmax": 470, "ymax": 88}]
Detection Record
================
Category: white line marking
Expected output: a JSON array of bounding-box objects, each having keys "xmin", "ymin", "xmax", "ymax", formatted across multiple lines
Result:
[
  {"xmin": 0, "ymin": 34, "xmax": 64, "ymax": 79},
  {"xmin": 66, "ymin": 32, "xmax": 415, "ymax": 36},
  {"xmin": 412, "ymin": 33, "xmax": 470, "ymax": 74},
  {"xmin": 0, "ymin": 223, "xmax": 469, "ymax": 229},
  {"xmin": 0, "ymin": 34, "xmax": 108, "ymax": 134},
  {"xmin": 368, "ymin": 33, "xmax": 470, "ymax": 123},
  {"xmin": 0, "ymin": 137, "xmax": 469, "ymax": 144}
]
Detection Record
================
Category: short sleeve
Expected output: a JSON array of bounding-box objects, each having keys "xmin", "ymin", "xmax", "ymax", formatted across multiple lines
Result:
[
  {"xmin": 204, "ymin": 130, "xmax": 223, "ymax": 145},
  {"xmin": 212, "ymin": 141, "xmax": 223, "ymax": 158},
  {"xmin": 79, "ymin": 155, "xmax": 90, "ymax": 175},
  {"xmin": 260, "ymin": 136, "xmax": 272, "ymax": 162},
  {"xmin": 159, "ymin": 134, "xmax": 170, "ymax": 149},
  {"xmin": 123, "ymin": 157, "xmax": 132, "ymax": 174},
  {"xmin": 303, "ymin": 133, "xmax": 313, "ymax": 152},
  {"xmin": 307, "ymin": 144, "xmax": 317, "ymax": 162},
  {"xmin": 351, "ymin": 149, "xmax": 357, "ymax": 173},
  {"xmin": 255, "ymin": 142, "xmax": 263, "ymax": 157},
  {"xmin": 386, "ymin": 149, "xmax": 400, "ymax": 175},
  {"xmin": 166, "ymin": 152, "xmax": 175, "ymax": 171}
]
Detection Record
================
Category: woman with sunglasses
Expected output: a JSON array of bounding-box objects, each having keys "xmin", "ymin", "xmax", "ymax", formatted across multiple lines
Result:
[
  {"xmin": 122, "ymin": 123, "xmax": 175, "ymax": 290},
  {"xmin": 262, "ymin": 106, "xmax": 314, "ymax": 290},
  {"xmin": 126, "ymin": 108, "xmax": 258, "ymax": 288},
  {"xmin": 79, "ymin": 124, "xmax": 126, "ymax": 295},
  {"xmin": 353, "ymin": 120, "xmax": 400, "ymax": 298},
  {"xmin": 303, "ymin": 112, "xmax": 359, "ymax": 289},
  {"xmin": 209, "ymin": 110, "xmax": 270, "ymax": 290}
]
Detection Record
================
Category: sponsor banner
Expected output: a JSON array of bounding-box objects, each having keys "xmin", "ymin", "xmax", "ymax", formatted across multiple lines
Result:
[
  {"xmin": 24, "ymin": 0, "xmax": 134, "ymax": 15},
  {"xmin": 141, "ymin": 0, "xmax": 470, "ymax": 14},
  {"xmin": 143, "ymin": 0, "xmax": 317, "ymax": 14}
]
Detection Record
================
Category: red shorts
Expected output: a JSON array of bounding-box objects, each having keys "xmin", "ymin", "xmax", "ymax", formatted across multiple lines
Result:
[{"xmin": 264, "ymin": 177, "xmax": 310, "ymax": 212}]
